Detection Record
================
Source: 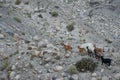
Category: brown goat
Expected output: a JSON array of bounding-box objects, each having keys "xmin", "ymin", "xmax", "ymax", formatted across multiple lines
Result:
[
  {"xmin": 60, "ymin": 42, "xmax": 72, "ymax": 51},
  {"xmin": 93, "ymin": 44, "xmax": 103, "ymax": 58},
  {"xmin": 77, "ymin": 46, "xmax": 86, "ymax": 55}
]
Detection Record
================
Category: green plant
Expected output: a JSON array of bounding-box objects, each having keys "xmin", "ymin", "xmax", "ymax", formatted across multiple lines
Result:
[
  {"xmin": 66, "ymin": 22, "xmax": 75, "ymax": 32},
  {"xmin": 0, "ymin": 59, "xmax": 9, "ymax": 71},
  {"xmin": 21, "ymin": 32, "xmax": 25, "ymax": 35},
  {"xmin": 24, "ymin": 1, "xmax": 29, "ymax": 5},
  {"xmin": 15, "ymin": 0, "xmax": 21, "ymax": 5},
  {"xmin": 50, "ymin": 11, "xmax": 58, "ymax": 17},
  {"xmin": 9, "ymin": 50, "xmax": 19, "ymax": 57},
  {"xmin": 66, "ymin": 65, "xmax": 78, "ymax": 74},
  {"xmin": 75, "ymin": 58, "xmax": 97, "ymax": 72},
  {"xmin": 13, "ymin": 17, "xmax": 21, "ymax": 23}
]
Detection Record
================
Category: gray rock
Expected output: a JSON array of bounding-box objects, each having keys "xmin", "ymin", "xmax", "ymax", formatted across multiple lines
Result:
[
  {"xmin": 10, "ymin": 71, "xmax": 16, "ymax": 80},
  {"xmin": 15, "ymin": 75, "xmax": 21, "ymax": 80},
  {"xmin": 0, "ymin": 13, "xmax": 2, "ymax": 18},
  {"xmin": 54, "ymin": 66, "xmax": 63, "ymax": 72},
  {"xmin": 102, "ymin": 76, "xmax": 109, "ymax": 80},
  {"xmin": 0, "ymin": 34, "xmax": 4, "ymax": 39},
  {"xmin": 33, "ymin": 35, "xmax": 40, "ymax": 41},
  {"xmin": 114, "ymin": 73, "xmax": 120, "ymax": 80},
  {"xmin": 71, "ymin": 74, "xmax": 79, "ymax": 80},
  {"xmin": 91, "ymin": 72, "xmax": 97, "ymax": 77}
]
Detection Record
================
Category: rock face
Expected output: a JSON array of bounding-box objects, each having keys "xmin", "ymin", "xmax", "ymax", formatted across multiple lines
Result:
[{"xmin": 0, "ymin": 0, "xmax": 120, "ymax": 80}]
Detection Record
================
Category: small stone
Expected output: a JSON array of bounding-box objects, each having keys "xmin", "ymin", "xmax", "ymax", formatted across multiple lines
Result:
[
  {"xmin": 114, "ymin": 73, "xmax": 120, "ymax": 80},
  {"xmin": 54, "ymin": 66, "xmax": 63, "ymax": 72},
  {"xmin": 101, "ymin": 69, "xmax": 104, "ymax": 72},
  {"xmin": 33, "ymin": 35, "xmax": 40, "ymax": 41},
  {"xmin": 11, "ymin": 65, "xmax": 16, "ymax": 70},
  {"xmin": 17, "ymin": 56, "xmax": 21, "ymax": 60},
  {"xmin": 34, "ymin": 50, "xmax": 43, "ymax": 57},
  {"xmin": 28, "ymin": 46, "xmax": 37, "ymax": 50},
  {"xmin": 29, "ymin": 41, "xmax": 36, "ymax": 46},
  {"xmin": 65, "ymin": 54, "xmax": 70, "ymax": 58},
  {"xmin": 0, "ymin": 13, "xmax": 2, "ymax": 18},
  {"xmin": 56, "ymin": 77, "xmax": 64, "ymax": 80},
  {"xmin": 15, "ymin": 75, "xmax": 21, "ymax": 80},
  {"xmin": 91, "ymin": 77, "xmax": 97, "ymax": 80},
  {"xmin": 13, "ymin": 33, "xmax": 19, "ymax": 42},
  {"xmin": 91, "ymin": 73, "xmax": 97, "ymax": 77},
  {"xmin": 44, "ymin": 57, "xmax": 51, "ymax": 62},
  {"xmin": 38, "ymin": 39, "xmax": 48, "ymax": 48},
  {"xmin": 0, "ymin": 34, "xmax": 4, "ymax": 39},
  {"xmin": 52, "ymin": 77, "xmax": 57, "ymax": 80},
  {"xmin": 72, "ymin": 74, "xmax": 79, "ymax": 80},
  {"xmin": 6, "ymin": 43, "xmax": 11, "ymax": 47},
  {"xmin": 102, "ymin": 76, "xmax": 109, "ymax": 80},
  {"xmin": 45, "ymin": 64, "xmax": 50, "ymax": 67},
  {"xmin": 10, "ymin": 71, "xmax": 16, "ymax": 79}
]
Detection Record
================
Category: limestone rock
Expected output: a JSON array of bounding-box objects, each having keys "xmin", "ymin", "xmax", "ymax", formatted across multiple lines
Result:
[
  {"xmin": 10, "ymin": 71, "xmax": 16, "ymax": 79},
  {"xmin": 15, "ymin": 75, "xmax": 21, "ymax": 80},
  {"xmin": 91, "ymin": 72, "xmax": 97, "ymax": 77},
  {"xmin": 114, "ymin": 73, "xmax": 120, "ymax": 80},
  {"xmin": 0, "ymin": 34, "xmax": 4, "ymax": 39},
  {"xmin": 102, "ymin": 76, "xmax": 109, "ymax": 80},
  {"xmin": 54, "ymin": 66, "xmax": 63, "ymax": 72}
]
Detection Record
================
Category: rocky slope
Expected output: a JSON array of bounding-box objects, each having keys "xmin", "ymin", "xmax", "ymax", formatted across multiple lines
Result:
[{"xmin": 0, "ymin": 0, "xmax": 120, "ymax": 80}]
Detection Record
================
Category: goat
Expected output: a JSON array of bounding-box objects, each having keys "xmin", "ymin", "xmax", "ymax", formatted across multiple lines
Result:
[
  {"xmin": 80, "ymin": 43, "xmax": 94, "ymax": 53},
  {"xmin": 93, "ymin": 44, "xmax": 103, "ymax": 59},
  {"xmin": 86, "ymin": 46, "xmax": 94, "ymax": 57},
  {"xmin": 101, "ymin": 56, "xmax": 112, "ymax": 66},
  {"xmin": 77, "ymin": 46, "xmax": 86, "ymax": 55},
  {"xmin": 60, "ymin": 42, "xmax": 72, "ymax": 51}
]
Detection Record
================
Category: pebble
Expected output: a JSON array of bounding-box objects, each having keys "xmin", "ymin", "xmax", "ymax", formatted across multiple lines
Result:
[
  {"xmin": 15, "ymin": 75, "xmax": 21, "ymax": 80},
  {"xmin": 0, "ymin": 13, "xmax": 2, "ymax": 18},
  {"xmin": 10, "ymin": 71, "xmax": 16, "ymax": 79},
  {"xmin": 114, "ymin": 73, "xmax": 120, "ymax": 80},
  {"xmin": 54, "ymin": 66, "xmax": 63, "ymax": 72},
  {"xmin": 33, "ymin": 35, "xmax": 40, "ymax": 41},
  {"xmin": 91, "ymin": 73, "xmax": 97, "ymax": 77},
  {"xmin": 91, "ymin": 77, "xmax": 97, "ymax": 80},
  {"xmin": 102, "ymin": 76, "xmax": 109, "ymax": 80},
  {"xmin": 101, "ymin": 69, "xmax": 104, "ymax": 73},
  {"xmin": 34, "ymin": 50, "xmax": 43, "ymax": 57},
  {"xmin": 0, "ymin": 34, "xmax": 4, "ymax": 39},
  {"xmin": 72, "ymin": 74, "xmax": 79, "ymax": 80},
  {"xmin": 56, "ymin": 77, "xmax": 64, "ymax": 80},
  {"xmin": 65, "ymin": 53, "xmax": 70, "ymax": 58},
  {"xmin": 11, "ymin": 65, "xmax": 16, "ymax": 70}
]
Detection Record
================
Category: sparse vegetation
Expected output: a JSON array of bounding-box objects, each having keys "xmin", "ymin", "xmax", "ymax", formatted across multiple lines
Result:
[
  {"xmin": 15, "ymin": 0, "xmax": 21, "ymax": 5},
  {"xmin": 66, "ymin": 22, "xmax": 75, "ymax": 32},
  {"xmin": 50, "ymin": 11, "xmax": 58, "ymax": 17},
  {"xmin": 66, "ymin": 65, "xmax": 78, "ymax": 75},
  {"xmin": 26, "ymin": 13, "xmax": 31, "ymax": 18},
  {"xmin": 75, "ymin": 58, "xmax": 97, "ymax": 72},
  {"xmin": 30, "ymin": 54, "xmax": 36, "ymax": 60},
  {"xmin": 0, "ymin": 59, "xmax": 9, "ymax": 71},
  {"xmin": 13, "ymin": 17, "xmax": 22, "ymax": 23},
  {"xmin": 9, "ymin": 50, "xmax": 19, "ymax": 57},
  {"xmin": 22, "ymin": 32, "xmax": 25, "ymax": 35},
  {"xmin": 24, "ymin": 1, "xmax": 29, "ymax": 5}
]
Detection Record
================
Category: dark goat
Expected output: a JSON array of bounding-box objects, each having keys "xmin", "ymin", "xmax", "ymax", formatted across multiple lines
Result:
[{"xmin": 101, "ymin": 56, "xmax": 112, "ymax": 66}]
